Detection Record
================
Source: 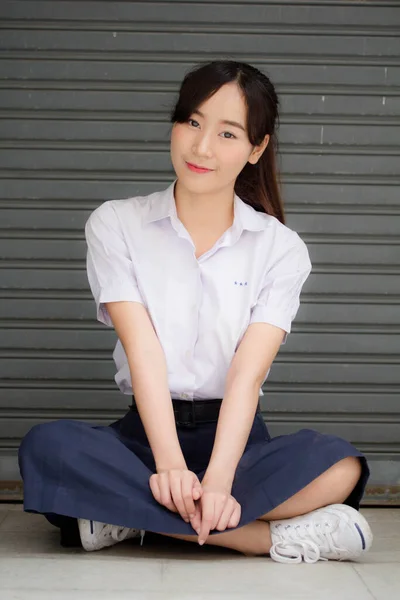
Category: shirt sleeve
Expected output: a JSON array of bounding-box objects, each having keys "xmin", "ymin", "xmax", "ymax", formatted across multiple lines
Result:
[
  {"xmin": 84, "ymin": 201, "xmax": 145, "ymax": 327},
  {"xmin": 249, "ymin": 233, "xmax": 312, "ymax": 345}
]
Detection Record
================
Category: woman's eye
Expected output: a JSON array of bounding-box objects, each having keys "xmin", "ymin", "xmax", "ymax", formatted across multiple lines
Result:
[
  {"xmin": 187, "ymin": 119, "xmax": 236, "ymax": 139},
  {"xmin": 221, "ymin": 132, "xmax": 236, "ymax": 139}
]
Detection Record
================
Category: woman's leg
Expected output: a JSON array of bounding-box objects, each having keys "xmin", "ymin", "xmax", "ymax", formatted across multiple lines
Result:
[
  {"xmin": 158, "ymin": 519, "xmax": 272, "ymax": 557},
  {"xmin": 256, "ymin": 456, "xmax": 362, "ymax": 522},
  {"xmin": 157, "ymin": 456, "xmax": 362, "ymax": 556}
]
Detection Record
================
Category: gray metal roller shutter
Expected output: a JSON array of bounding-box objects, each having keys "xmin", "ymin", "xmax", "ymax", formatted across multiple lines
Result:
[{"xmin": 0, "ymin": 0, "xmax": 399, "ymax": 503}]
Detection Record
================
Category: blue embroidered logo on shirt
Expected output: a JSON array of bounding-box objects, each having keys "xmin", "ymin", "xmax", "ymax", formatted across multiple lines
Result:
[{"xmin": 234, "ymin": 281, "xmax": 248, "ymax": 286}]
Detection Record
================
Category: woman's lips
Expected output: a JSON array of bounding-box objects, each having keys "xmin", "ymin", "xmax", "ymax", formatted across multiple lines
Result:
[{"xmin": 186, "ymin": 161, "xmax": 214, "ymax": 173}]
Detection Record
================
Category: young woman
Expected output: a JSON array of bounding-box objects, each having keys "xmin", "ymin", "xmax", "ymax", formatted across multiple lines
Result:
[{"xmin": 18, "ymin": 60, "xmax": 373, "ymax": 563}]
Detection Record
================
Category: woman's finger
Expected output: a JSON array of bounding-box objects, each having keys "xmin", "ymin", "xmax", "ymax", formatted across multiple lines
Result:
[
  {"xmin": 150, "ymin": 474, "xmax": 177, "ymax": 512},
  {"xmin": 198, "ymin": 496, "xmax": 215, "ymax": 545},
  {"xmin": 169, "ymin": 471, "xmax": 189, "ymax": 521},
  {"xmin": 148, "ymin": 474, "xmax": 161, "ymax": 504},
  {"xmin": 158, "ymin": 472, "xmax": 176, "ymax": 512},
  {"xmin": 215, "ymin": 498, "xmax": 235, "ymax": 532},
  {"xmin": 228, "ymin": 502, "xmax": 241, "ymax": 528},
  {"xmin": 181, "ymin": 473, "xmax": 196, "ymax": 518},
  {"xmin": 190, "ymin": 502, "xmax": 202, "ymax": 534},
  {"xmin": 211, "ymin": 496, "xmax": 230, "ymax": 530},
  {"xmin": 193, "ymin": 483, "xmax": 202, "ymax": 500}
]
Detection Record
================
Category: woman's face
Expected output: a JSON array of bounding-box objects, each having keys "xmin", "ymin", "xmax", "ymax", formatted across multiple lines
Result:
[{"xmin": 170, "ymin": 82, "xmax": 269, "ymax": 193}]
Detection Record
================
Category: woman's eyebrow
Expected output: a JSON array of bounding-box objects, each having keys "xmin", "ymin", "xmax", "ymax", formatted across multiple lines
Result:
[{"xmin": 193, "ymin": 109, "xmax": 245, "ymax": 132}]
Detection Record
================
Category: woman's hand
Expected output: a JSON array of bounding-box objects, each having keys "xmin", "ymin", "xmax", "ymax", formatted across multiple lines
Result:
[
  {"xmin": 196, "ymin": 478, "xmax": 241, "ymax": 545},
  {"xmin": 149, "ymin": 468, "xmax": 204, "ymax": 525}
]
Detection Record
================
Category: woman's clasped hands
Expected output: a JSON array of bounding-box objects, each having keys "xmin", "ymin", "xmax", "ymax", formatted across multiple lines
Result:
[{"xmin": 149, "ymin": 468, "xmax": 241, "ymax": 545}]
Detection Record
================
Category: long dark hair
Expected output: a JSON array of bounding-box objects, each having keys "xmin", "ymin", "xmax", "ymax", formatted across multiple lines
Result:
[{"xmin": 169, "ymin": 60, "xmax": 285, "ymax": 225}]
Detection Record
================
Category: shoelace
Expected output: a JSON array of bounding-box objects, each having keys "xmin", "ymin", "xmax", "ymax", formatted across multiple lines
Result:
[
  {"xmin": 109, "ymin": 525, "xmax": 146, "ymax": 546},
  {"xmin": 270, "ymin": 520, "xmax": 346, "ymax": 564}
]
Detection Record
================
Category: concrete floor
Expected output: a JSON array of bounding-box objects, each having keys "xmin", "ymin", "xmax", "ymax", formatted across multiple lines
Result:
[{"xmin": 0, "ymin": 504, "xmax": 399, "ymax": 600}]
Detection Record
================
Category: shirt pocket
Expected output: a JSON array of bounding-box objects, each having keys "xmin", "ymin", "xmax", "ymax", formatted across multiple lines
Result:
[{"xmin": 211, "ymin": 273, "xmax": 257, "ymax": 349}]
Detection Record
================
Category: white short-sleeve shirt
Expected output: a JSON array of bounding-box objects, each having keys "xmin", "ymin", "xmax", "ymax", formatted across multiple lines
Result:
[{"xmin": 85, "ymin": 179, "xmax": 312, "ymax": 400}]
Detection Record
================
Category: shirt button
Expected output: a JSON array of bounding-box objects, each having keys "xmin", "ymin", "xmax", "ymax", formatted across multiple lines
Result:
[
  {"xmin": 181, "ymin": 392, "xmax": 189, "ymax": 399},
  {"xmin": 185, "ymin": 351, "xmax": 190, "ymax": 358}
]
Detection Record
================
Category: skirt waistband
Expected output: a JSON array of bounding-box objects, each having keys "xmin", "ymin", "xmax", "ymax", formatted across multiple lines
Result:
[
  {"xmin": 129, "ymin": 396, "xmax": 261, "ymax": 428},
  {"xmin": 129, "ymin": 396, "xmax": 224, "ymax": 428}
]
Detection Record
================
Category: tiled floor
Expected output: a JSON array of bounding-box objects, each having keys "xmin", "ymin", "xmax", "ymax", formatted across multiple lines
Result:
[{"xmin": 0, "ymin": 504, "xmax": 399, "ymax": 600}]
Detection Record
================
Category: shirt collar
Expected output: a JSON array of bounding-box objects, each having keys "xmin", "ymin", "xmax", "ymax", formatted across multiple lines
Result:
[{"xmin": 142, "ymin": 178, "xmax": 267, "ymax": 233}]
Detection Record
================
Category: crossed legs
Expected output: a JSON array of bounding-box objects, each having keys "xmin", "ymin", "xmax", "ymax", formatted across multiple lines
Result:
[{"xmin": 157, "ymin": 456, "xmax": 363, "ymax": 556}]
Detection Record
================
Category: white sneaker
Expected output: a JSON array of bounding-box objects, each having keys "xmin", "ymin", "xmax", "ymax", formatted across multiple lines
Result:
[
  {"xmin": 269, "ymin": 504, "xmax": 373, "ymax": 564},
  {"xmin": 78, "ymin": 518, "xmax": 146, "ymax": 552}
]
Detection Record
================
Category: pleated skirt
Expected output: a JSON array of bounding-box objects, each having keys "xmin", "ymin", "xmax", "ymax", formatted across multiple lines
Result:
[{"xmin": 18, "ymin": 405, "xmax": 370, "ymax": 539}]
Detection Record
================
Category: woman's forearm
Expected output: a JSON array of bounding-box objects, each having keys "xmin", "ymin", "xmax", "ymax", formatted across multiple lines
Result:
[
  {"xmin": 106, "ymin": 301, "xmax": 187, "ymax": 472},
  {"xmin": 204, "ymin": 375, "xmax": 261, "ymax": 487},
  {"xmin": 127, "ymin": 346, "xmax": 187, "ymax": 471}
]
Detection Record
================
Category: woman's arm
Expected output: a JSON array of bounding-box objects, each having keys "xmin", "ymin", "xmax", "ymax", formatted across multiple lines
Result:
[
  {"xmin": 106, "ymin": 300, "xmax": 187, "ymax": 472},
  {"xmin": 203, "ymin": 322, "xmax": 285, "ymax": 487},
  {"xmin": 204, "ymin": 234, "xmax": 312, "ymax": 485}
]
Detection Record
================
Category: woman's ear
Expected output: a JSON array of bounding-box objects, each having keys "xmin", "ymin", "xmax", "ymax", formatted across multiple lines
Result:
[{"xmin": 248, "ymin": 134, "xmax": 270, "ymax": 165}]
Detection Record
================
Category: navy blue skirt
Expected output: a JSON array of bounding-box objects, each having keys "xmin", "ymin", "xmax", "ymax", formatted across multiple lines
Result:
[{"xmin": 18, "ymin": 405, "xmax": 370, "ymax": 538}]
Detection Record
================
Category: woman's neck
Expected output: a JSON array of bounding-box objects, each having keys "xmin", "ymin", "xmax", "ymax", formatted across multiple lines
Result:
[{"xmin": 173, "ymin": 179, "xmax": 235, "ymax": 232}]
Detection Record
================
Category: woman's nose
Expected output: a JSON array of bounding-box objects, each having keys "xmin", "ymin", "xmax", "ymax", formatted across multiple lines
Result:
[{"xmin": 193, "ymin": 135, "xmax": 213, "ymax": 157}]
